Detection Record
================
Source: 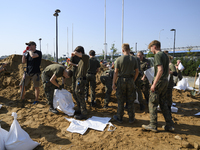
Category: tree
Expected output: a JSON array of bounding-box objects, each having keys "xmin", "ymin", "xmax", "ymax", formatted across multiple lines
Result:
[{"xmin": 110, "ymin": 43, "xmax": 118, "ymax": 56}]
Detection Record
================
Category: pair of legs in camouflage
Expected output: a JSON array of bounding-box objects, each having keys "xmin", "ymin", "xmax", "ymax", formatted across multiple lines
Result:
[
  {"xmin": 74, "ymin": 78, "xmax": 87, "ymax": 115},
  {"xmin": 85, "ymin": 74, "xmax": 96, "ymax": 103},
  {"xmin": 115, "ymin": 77, "xmax": 136, "ymax": 121},
  {"xmin": 100, "ymin": 75, "xmax": 112, "ymax": 106},
  {"xmin": 148, "ymin": 79, "xmax": 174, "ymax": 129}
]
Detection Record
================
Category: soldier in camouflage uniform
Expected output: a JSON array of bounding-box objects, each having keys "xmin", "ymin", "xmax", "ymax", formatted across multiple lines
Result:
[
  {"xmin": 129, "ymin": 51, "xmax": 145, "ymax": 111},
  {"xmin": 142, "ymin": 40, "xmax": 174, "ymax": 132},
  {"xmin": 69, "ymin": 54, "xmax": 80, "ymax": 99},
  {"xmin": 137, "ymin": 51, "xmax": 151, "ymax": 104},
  {"xmin": 166, "ymin": 55, "xmax": 177, "ymax": 112},
  {"xmin": 112, "ymin": 43, "xmax": 139, "ymax": 124},
  {"xmin": 85, "ymin": 50, "xmax": 100, "ymax": 106},
  {"xmin": 72, "ymin": 46, "xmax": 89, "ymax": 120},
  {"xmin": 42, "ymin": 64, "xmax": 73, "ymax": 114},
  {"xmin": 100, "ymin": 68, "xmax": 114, "ymax": 108}
]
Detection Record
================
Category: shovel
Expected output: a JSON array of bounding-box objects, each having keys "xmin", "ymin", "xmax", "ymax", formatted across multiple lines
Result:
[{"xmin": 191, "ymin": 71, "xmax": 198, "ymax": 96}]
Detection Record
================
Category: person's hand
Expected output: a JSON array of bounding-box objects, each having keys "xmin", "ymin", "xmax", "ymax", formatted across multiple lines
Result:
[
  {"xmin": 71, "ymin": 52, "xmax": 75, "ymax": 57},
  {"xmin": 150, "ymin": 84, "xmax": 156, "ymax": 92},
  {"xmin": 141, "ymin": 76, "xmax": 145, "ymax": 81},
  {"xmin": 112, "ymin": 83, "xmax": 117, "ymax": 91},
  {"xmin": 57, "ymin": 85, "xmax": 63, "ymax": 90}
]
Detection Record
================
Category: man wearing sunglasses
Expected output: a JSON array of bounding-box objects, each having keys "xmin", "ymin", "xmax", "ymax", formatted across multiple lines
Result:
[{"xmin": 19, "ymin": 41, "xmax": 42, "ymax": 107}]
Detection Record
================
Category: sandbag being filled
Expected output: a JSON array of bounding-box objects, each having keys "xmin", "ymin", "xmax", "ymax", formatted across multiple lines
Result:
[{"xmin": 5, "ymin": 112, "xmax": 39, "ymax": 150}]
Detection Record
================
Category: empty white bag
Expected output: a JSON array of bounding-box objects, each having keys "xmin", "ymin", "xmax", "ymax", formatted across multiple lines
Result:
[
  {"xmin": 178, "ymin": 62, "xmax": 184, "ymax": 71},
  {"xmin": 53, "ymin": 89, "xmax": 75, "ymax": 116},
  {"xmin": 144, "ymin": 67, "xmax": 154, "ymax": 84},
  {"xmin": 5, "ymin": 112, "xmax": 39, "ymax": 150},
  {"xmin": 0, "ymin": 126, "xmax": 8, "ymax": 150}
]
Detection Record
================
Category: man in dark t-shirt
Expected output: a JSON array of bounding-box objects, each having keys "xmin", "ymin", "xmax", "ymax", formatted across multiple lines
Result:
[
  {"xmin": 19, "ymin": 41, "xmax": 42, "ymax": 107},
  {"xmin": 85, "ymin": 50, "xmax": 100, "ymax": 106}
]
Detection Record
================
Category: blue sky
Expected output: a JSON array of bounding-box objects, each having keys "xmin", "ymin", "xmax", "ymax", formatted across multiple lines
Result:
[{"xmin": 0, "ymin": 0, "xmax": 200, "ymax": 57}]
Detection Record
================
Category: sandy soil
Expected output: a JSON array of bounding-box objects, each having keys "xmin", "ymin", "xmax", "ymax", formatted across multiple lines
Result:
[{"xmin": 0, "ymin": 55, "xmax": 200, "ymax": 150}]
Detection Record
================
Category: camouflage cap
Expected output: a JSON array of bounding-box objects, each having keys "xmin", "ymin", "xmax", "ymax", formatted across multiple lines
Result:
[{"xmin": 25, "ymin": 41, "xmax": 36, "ymax": 46}]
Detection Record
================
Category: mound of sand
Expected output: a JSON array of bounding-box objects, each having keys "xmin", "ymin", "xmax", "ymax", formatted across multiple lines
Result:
[{"xmin": 0, "ymin": 55, "xmax": 200, "ymax": 150}]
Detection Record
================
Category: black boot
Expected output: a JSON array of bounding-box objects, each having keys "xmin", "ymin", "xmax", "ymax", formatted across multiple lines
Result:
[
  {"xmin": 74, "ymin": 114, "xmax": 87, "ymax": 120},
  {"xmin": 49, "ymin": 106, "xmax": 59, "ymax": 114}
]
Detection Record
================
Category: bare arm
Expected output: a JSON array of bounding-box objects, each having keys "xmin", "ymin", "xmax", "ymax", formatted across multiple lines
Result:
[
  {"xmin": 69, "ymin": 61, "xmax": 78, "ymax": 67},
  {"xmin": 151, "ymin": 65, "xmax": 163, "ymax": 92},
  {"xmin": 71, "ymin": 51, "xmax": 82, "ymax": 58},
  {"xmin": 50, "ymin": 74, "xmax": 60, "ymax": 88},
  {"xmin": 22, "ymin": 55, "xmax": 27, "ymax": 63},
  {"xmin": 29, "ymin": 50, "xmax": 39, "ymax": 58},
  {"xmin": 112, "ymin": 68, "xmax": 118, "ymax": 90}
]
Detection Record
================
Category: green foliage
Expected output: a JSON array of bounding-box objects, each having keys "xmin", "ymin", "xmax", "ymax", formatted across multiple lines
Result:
[
  {"xmin": 146, "ymin": 50, "xmax": 154, "ymax": 58},
  {"xmin": 110, "ymin": 43, "xmax": 118, "ymax": 55}
]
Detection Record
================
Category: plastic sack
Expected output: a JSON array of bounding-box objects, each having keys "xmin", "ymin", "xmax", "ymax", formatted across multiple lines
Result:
[
  {"xmin": 195, "ymin": 73, "xmax": 200, "ymax": 86},
  {"xmin": 144, "ymin": 67, "xmax": 154, "ymax": 84},
  {"xmin": 173, "ymin": 78, "xmax": 193, "ymax": 91},
  {"xmin": 53, "ymin": 89, "xmax": 75, "ymax": 116},
  {"xmin": 178, "ymin": 62, "xmax": 184, "ymax": 71},
  {"xmin": 5, "ymin": 112, "xmax": 39, "ymax": 150},
  {"xmin": 0, "ymin": 126, "xmax": 8, "ymax": 150}
]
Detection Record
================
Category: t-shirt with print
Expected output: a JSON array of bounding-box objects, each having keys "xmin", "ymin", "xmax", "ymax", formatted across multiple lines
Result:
[
  {"xmin": 75, "ymin": 54, "xmax": 89, "ymax": 79},
  {"xmin": 154, "ymin": 51, "xmax": 169, "ymax": 80},
  {"xmin": 87, "ymin": 57, "xmax": 100, "ymax": 74},
  {"xmin": 115, "ymin": 55, "xmax": 138, "ymax": 77},
  {"xmin": 43, "ymin": 64, "xmax": 65, "ymax": 81}
]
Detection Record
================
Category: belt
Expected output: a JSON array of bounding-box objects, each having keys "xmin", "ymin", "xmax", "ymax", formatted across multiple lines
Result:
[
  {"xmin": 78, "ymin": 77, "xmax": 86, "ymax": 80},
  {"xmin": 87, "ymin": 72, "xmax": 96, "ymax": 75}
]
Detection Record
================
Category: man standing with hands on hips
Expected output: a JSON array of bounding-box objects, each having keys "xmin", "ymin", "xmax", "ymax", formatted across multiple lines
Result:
[
  {"xmin": 19, "ymin": 41, "xmax": 42, "ymax": 107},
  {"xmin": 142, "ymin": 40, "xmax": 174, "ymax": 132}
]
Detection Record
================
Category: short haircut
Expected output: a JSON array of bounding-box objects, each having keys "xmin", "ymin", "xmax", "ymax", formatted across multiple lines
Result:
[
  {"xmin": 66, "ymin": 57, "xmax": 68, "ymax": 59},
  {"xmin": 89, "ymin": 50, "xmax": 95, "ymax": 56},
  {"xmin": 148, "ymin": 40, "xmax": 161, "ymax": 49},
  {"xmin": 122, "ymin": 43, "xmax": 130, "ymax": 52},
  {"xmin": 130, "ymin": 51, "xmax": 135, "ymax": 56},
  {"xmin": 75, "ymin": 46, "xmax": 85, "ymax": 54},
  {"xmin": 138, "ymin": 51, "xmax": 144, "ymax": 55},
  {"xmin": 67, "ymin": 70, "xmax": 73, "ymax": 78}
]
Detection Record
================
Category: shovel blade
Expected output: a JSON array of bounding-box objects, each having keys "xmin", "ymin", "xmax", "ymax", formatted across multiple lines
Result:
[{"xmin": 191, "ymin": 90, "xmax": 196, "ymax": 96}]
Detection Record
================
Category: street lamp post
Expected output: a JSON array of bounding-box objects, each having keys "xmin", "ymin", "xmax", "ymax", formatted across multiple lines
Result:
[
  {"xmin": 39, "ymin": 38, "xmax": 42, "ymax": 51},
  {"xmin": 170, "ymin": 29, "xmax": 176, "ymax": 60},
  {"xmin": 53, "ymin": 9, "xmax": 61, "ymax": 63}
]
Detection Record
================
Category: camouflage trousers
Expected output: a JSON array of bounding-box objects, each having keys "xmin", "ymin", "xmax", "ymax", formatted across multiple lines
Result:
[
  {"xmin": 149, "ymin": 79, "xmax": 174, "ymax": 128},
  {"xmin": 41, "ymin": 73, "xmax": 56, "ymax": 107},
  {"xmin": 100, "ymin": 75, "xmax": 112, "ymax": 105},
  {"xmin": 74, "ymin": 78, "xmax": 87, "ymax": 115},
  {"xmin": 71, "ymin": 74, "xmax": 76, "ymax": 100},
  {"xmin": 135, "ymin": 78, "xmax": 144, "ymax": 104},
  {"xmin": 85, "ymin": 74, "xmax": 96, "ymax": 101},
  {"xmin": 141, "ymin": 79, "xmax": 150, "ymax": 102},
  {"xmin": 116, "ymin": 77, "xmax": 136, "ymax": 120},
  {"xmin": 166, "ymin": 87, "xmax": 173, "ymax": 111}
]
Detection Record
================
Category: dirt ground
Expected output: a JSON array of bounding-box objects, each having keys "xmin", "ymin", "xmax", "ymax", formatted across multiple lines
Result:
[{"xmin": 0, "ymin": 54, "xmax": 200, "ymax": 150}]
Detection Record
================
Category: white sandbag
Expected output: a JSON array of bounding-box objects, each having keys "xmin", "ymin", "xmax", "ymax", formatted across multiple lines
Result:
[
  {"xmin": 5, "ymin": 112, "xmax": 39, "ymax": 150},
  {"xmin": 0, "ymin": 104, "xmax": 2, "ymax": 109},
  {"xmin": 53, "ymin": 89, "xmax": 75, "ymax": 116},
  {"xmin": 178, "ymin": 62, "xmax": 184, "ymax": 71},
  {"xmin": 144, "ymin": 67, "xmax": 154, "ymax": 84},
  {"xmin": 195, "ymin": 73, "xmax": 200, "ymax": 86},
  {"xmin": 0, "ymin": 126, "xmax": 8, "ymax": 150},
  {"xmin": 173, "ymin": 78, "xmax": 193, "ymax": 91}
]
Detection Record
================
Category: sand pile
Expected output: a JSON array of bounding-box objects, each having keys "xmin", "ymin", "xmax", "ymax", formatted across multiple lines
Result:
[{"xmin": 0, "ymin": 55, "xmax": 200, "ymax": 150}]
